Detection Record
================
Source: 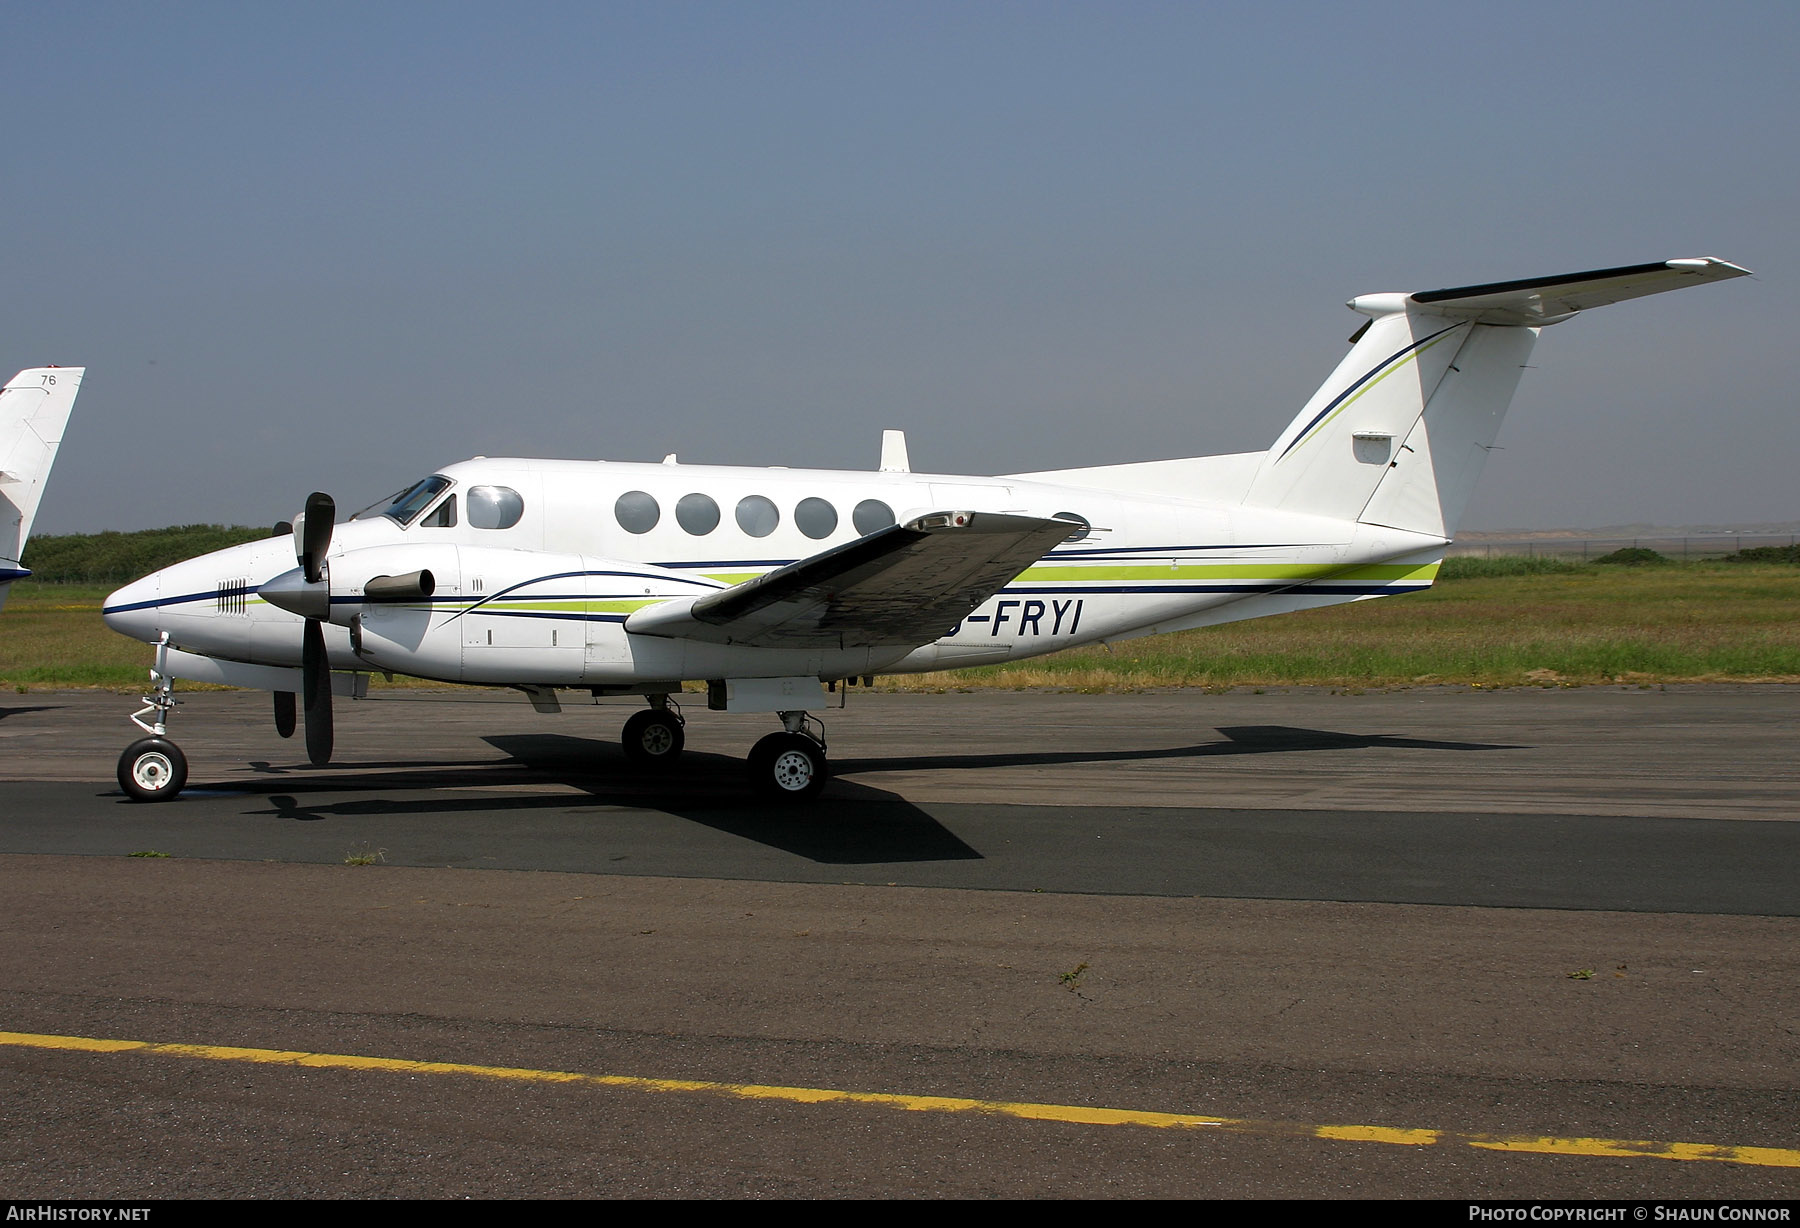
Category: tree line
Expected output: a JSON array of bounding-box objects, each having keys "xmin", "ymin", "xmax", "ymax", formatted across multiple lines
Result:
[{"xmin": 21, "ymin": 525, "xmax": 270, "ymax": 584}]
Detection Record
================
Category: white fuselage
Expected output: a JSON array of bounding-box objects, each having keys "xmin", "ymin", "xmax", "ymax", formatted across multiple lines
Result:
[{"xmin": 103, "ymin": 455, "xmax": 1446, "ymax": 689}]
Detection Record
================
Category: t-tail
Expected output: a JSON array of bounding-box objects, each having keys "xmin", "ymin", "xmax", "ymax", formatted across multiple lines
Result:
[
  {"xmin": 0, "ymin": 366, "xmax": 85, "ymax": 611},
  {"xmin": 1243, "ymin": 258, "xmax": 1752, "ymax": 538},
  {"xmin": 1018, "ymin": 258, "xmax": 1750, "ymax": 548}
]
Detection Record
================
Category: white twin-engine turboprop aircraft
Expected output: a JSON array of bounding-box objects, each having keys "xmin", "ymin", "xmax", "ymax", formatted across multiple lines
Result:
[{"xmin": 102, "ymin": 258, "xmax": 1750, "ymax": 802}]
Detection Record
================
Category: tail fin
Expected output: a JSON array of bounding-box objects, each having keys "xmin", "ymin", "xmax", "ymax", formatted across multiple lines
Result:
[
  {"xmin": 1243, "ymin": 258, "xmax": 1750, "ymax": 537},
  {"xmin": 0, "ymin": 366, "xmax": 85, "ymax": 607}
]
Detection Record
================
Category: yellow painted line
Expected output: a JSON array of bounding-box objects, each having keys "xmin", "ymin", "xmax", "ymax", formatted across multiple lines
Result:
[
  {"xmin": 1316, "ymin": 1124, "xmax": 1443, "ymax": 1145},
  {"xmin": 4, "ymin": 1030, "xmax": 1796, "ymax": 1169}
]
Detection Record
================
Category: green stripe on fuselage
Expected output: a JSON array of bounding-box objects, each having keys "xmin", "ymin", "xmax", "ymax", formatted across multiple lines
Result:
[{"xmin": 1014, "ymin": 561, "xmax": 1440, "ymax": 584}]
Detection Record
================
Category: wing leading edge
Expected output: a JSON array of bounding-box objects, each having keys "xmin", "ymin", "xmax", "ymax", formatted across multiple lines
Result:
[{"xmin": 625, "ymin": 511, "xmax": 1076, "ymax": 648}]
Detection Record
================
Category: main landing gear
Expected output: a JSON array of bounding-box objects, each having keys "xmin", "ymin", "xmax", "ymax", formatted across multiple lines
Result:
[
  {"xmin": 747, "ymin": 711, "xmax": 828, "ymax": 801},
  {"xmin": 621, "ymin": 696, "xmax": 686, "ymax": 768},
  {"xmin": 118, "ymin": 637, "xmax": 187, "ymax": 803},
  {"xmin": 618, "ymin": 698, "xmax": 827, "ymax": 800}
]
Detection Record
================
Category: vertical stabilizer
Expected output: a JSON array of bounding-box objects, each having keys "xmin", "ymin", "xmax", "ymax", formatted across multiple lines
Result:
[
  {"xmin": 1243, "ymin": 258, "xmax": 1749, "ymax": 539},
  {"xmin": 1244, "ymin": 309, "xmax": 1472, "ymax": 526},
  {"xmin": 0, "ymin": 366, "xmax": 85, "ymax": 608}
]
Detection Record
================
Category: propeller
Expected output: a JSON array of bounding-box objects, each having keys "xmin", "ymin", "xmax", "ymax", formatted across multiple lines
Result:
[
  {"xmin": 296, "ymin": 491, "xmax": 334, "ymax": 585},
  {"xmin": 301, "ymin": 617, "xmax": 333, "ymax": 766},
  {"xmin": 259, "ymin": 492, "xmax": 336, "ymax": 765},
  {"xmin": 270, "ymin": 520, "xmax": 295, "ymax": 736},
  {"xmin": 260, "ymin": 495, "xmax": 435, "ymax": 764}
]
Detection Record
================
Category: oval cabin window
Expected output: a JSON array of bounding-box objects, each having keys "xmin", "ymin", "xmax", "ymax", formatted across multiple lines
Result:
[
  {"xmin": 615, "ymin": 491, "xmax": 660, "ymax": 534},
  {"xmin": 853, "ymin": 499, "xmax": 896, "ymax": 536},
  {"xmin": 677, "ymin": 492, "xmax": 721, "ymax": 535},
  {"xmin": 736, "ymin": 495, "xmax": 779, "ymax": 538},
  {"xmin": 795, "ymin": 497, "xmax": 838, "ymax": 540}
]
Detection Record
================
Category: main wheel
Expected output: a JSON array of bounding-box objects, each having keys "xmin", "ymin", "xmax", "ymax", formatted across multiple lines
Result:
[
  {"xmin": 621, "ymin": 709, "xmax": 685, "ymax": 768},
  {"xmin": 748, "ymin": 732, "xmax": 827, "ymax": 801},
  {"xmin": 117, "ymin": 738, "xmax": 188, "ymax": 803}
]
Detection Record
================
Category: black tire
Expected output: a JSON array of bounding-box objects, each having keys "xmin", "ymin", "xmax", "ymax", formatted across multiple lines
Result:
[
  {"xmin": 747, "ymin": 732, "xmax": 827, "ymax": 801},
  {"xmin": 622, "ymin": 709, "xmax": 685, "ymax": 768},
  {"xmin": 117, "ymin": 738, "xmax": 188, "ymax": 803}
]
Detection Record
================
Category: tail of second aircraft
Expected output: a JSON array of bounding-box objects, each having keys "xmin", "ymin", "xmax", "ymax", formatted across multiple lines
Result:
[
  {"xmin": 1242, "ymin": 258, "xmax": 1751, "ymax": 538},
  {"xmin": 0, "ymin": 366, "xmax": 85, "ymax": 610}
]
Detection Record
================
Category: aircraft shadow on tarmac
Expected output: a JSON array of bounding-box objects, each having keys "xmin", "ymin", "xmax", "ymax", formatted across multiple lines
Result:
[
  {"xmin": 829, "ymin": 724, "xmax": 1524, "ymax": 775},
  {"xmin": 201, "ymin": 735, "xmax": 981, "ymax": 866},
  {"xmin": 135, "ymin": 723, "xmax": 1522, "ymax": 867},
  {"xmin": 0, "ymin": 705, "xmax": 62, "ymax": 722}
]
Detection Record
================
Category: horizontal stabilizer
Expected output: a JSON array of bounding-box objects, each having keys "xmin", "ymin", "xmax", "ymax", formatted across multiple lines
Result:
[
  {"xmin": 627, "ymin": 511, "xmax": 1074, "ymax": 648},
  {"xmin": 1381, "ymin": 257, "xmax": 1751, "ymax": 326}
]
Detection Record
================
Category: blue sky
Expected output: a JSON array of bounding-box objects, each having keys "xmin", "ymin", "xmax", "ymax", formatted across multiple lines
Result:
[{"xmin": 7, "ymin": 1, "xmax": 1795, "ymax": 533}]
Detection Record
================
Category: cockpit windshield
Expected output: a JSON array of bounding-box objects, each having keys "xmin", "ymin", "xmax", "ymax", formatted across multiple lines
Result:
[{"xmin": 351, "ymin": 475, "xmax": 454, "ymax": 526}]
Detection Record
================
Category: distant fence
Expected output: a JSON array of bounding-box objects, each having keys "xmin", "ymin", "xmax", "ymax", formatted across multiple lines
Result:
[{"xmin": 1447, "ymin": 533, "xmax": 1798, "ymax": 560}]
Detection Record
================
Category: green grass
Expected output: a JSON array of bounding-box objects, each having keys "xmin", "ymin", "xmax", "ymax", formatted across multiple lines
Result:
[
  {"xmin": 884, "ymin": 561, "xmax": 1800, "ymax": 691},
  {"xmin": 5, "ymin": 560, "xmax": 1798, "ymax": 692},
  {"xmin": 1, "ymin": 584, "xmax": 151, "ymax": 688},
  {"xmin": 1437, "ymin": 555, "xmax": 1585, "ymax": 580}
]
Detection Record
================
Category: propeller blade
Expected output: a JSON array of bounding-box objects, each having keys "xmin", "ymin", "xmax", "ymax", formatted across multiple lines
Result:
[
  {"xmin": 299, "ymin": 491, "xmax": 335, "ymax": 584},
  {"xmin": 274, "ymin": 690, "xmax": 296, "ymax": 739},
  {"xmin": 301, "ymin": 619, "xmax": 334, "ymax": 766}
]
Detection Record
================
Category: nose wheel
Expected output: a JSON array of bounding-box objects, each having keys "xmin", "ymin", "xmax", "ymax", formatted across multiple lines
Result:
[{"xmin": 118, "ymin": 737, "xmax": 188, "ymax": 803}]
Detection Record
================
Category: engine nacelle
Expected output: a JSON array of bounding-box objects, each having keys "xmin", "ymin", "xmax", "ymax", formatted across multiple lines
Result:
[{"xmin": 348, "ymin": 544, "xmax": 718, "ymax": 685}]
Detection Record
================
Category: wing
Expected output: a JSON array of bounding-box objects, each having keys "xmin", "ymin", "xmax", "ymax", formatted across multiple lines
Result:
[
  {"xmin": 1406, "ymin": 257, "xmax": 1751, "ymax": 325},
  {"xmin": 625, "ymin": 511, "xmax": 1075, "ymax": 648}
]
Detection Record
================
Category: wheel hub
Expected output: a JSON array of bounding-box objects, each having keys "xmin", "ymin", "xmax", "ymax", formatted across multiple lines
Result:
[
  {"xmin": 132, "ymin": 753, "xmax": 173, "ymax": 790},
  {"xmin": 770, "ymin": 749, "xmax": 814, "ymax": 791}
]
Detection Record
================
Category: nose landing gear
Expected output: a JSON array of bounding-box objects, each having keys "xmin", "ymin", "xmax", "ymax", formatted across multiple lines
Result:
[{"xmin": 118, "ymin": 636, "xmax": 186, "ymax": 803}]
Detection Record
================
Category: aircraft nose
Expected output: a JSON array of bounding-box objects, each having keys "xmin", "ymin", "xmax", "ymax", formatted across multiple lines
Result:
[{"xmin": 102, "ymin": 573, "xmax": 163, "ymax": 643}]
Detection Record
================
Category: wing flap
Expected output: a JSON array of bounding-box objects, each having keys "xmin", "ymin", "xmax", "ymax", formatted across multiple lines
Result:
[{"xmin": 625, "ymin": 511, "xmax": 1074, "ymax": 648}]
